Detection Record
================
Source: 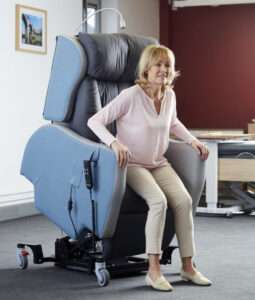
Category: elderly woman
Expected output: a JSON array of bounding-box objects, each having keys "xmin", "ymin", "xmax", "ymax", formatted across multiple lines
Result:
[{"xmin": 88, "ymin": 44, "xmax": 212, "ymax": 292}]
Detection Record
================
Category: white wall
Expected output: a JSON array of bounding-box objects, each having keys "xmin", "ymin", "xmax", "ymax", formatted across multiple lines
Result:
[
  {"xmin": 0, "ymin": 0, "xmax": 82, "ymax": 219},
  {"xmin": 118, "ymin": 0, "xmax": 159, "ymax": 39},
  {"xmin": 101, "ymin": 0, "xmax": 119, "ymax": 33},
  {"xmin": 101, "ymin": 0, "xmax": 159, "ymax": 39}
]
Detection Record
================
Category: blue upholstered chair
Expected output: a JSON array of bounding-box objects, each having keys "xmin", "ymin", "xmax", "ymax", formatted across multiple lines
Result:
[{"xmin": 20, "ymin": 33, "xmax": 205, "ymax": 286}]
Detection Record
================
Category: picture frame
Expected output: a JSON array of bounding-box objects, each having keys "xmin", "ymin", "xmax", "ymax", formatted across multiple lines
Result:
[{"xmin": 15, "ymin": 4, "xmax": 47, "ymax": 55}]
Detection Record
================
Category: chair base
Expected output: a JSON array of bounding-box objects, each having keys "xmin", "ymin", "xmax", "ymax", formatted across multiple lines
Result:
[{"xmin": 16, "ymin": 236, "xmax": 177, "ymax": 287}]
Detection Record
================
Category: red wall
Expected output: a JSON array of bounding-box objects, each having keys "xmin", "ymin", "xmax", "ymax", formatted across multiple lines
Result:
[{"xmin": 160, "ymin": 1, "xmax": 255, "ymax": 129}]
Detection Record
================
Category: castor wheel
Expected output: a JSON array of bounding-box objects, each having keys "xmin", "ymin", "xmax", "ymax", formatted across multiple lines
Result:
[
  {"xmin": 16, "ymin": 247, "xmax": 29, "ymax": 269},
  {"xmin": 96, "ymin": 268, "xmax": 110, "ymax": 287},
  {"xmin": 225, "ymin": 212, "xmax": 233, "ymax": 218}
]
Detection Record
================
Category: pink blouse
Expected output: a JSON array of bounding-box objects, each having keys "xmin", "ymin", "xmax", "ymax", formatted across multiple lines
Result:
[{"xmin": 87, "ymin": 84, "xmax": 196, "ymax": 168}]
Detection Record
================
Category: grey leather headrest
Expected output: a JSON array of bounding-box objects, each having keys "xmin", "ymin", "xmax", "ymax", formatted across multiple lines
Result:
[{"xmin": 79, "ymin": 33, "xmax": 158, "ymax": 82}]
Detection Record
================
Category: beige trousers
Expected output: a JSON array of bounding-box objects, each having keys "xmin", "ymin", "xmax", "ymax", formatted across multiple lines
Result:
[{"xmin": 127, "ymin": 163, "xmax": 195, "ymax": 258}]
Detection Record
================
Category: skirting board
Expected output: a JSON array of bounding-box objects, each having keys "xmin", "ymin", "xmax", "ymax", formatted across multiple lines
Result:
[{"xmin": 0, "ymin": 191, "xmax": 39, "ymax": 222}]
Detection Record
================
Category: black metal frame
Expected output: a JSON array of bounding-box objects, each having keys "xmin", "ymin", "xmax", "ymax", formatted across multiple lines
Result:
[{"xmin": 17, "ymin": 236, "xmax": 177, "ymax": 277}]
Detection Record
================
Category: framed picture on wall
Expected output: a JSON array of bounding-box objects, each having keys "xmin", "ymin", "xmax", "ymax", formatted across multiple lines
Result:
[{"xmin": 15, "ymin": 4, "xmax": 47, "ymax": 54}]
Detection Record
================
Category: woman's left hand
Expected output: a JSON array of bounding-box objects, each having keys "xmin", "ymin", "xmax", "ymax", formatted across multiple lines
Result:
[{"xmin": 191, "ymin": 139, "xmax": 209, "ymax": 161}]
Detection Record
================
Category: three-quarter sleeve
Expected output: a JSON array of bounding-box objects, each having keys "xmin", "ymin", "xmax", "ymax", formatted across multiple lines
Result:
[
  {"xmin": 170, "ymin": 92, "xmax": 197, "ymax": 144},
  {"xmin": 87, "ymin": 89, "xmax": 131, "ymax": 146}
]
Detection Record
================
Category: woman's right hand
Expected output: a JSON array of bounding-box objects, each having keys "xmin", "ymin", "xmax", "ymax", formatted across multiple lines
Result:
[{"xmin": 110, "ymin": 140, "xmax": 130, "ymax": 168}]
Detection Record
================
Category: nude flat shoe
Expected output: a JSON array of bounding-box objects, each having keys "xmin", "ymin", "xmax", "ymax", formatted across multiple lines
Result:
[
  {"xmin": 145, "ymin": 274, "xmax": 173, "ymax": 291},
  {"xmin": 180, "ymin": 269, "xmax": 212, "ymax": 286}
]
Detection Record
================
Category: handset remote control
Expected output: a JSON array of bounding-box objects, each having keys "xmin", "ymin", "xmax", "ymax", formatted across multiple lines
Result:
[{"xmin": 83, "ymin": 160, "xmax": 93, "ymax": 189}]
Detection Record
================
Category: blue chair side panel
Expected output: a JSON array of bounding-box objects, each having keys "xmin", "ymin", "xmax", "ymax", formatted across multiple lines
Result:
[{"xmin": 21, "ymin": 125, "xmax": 125, "ymax": 239}]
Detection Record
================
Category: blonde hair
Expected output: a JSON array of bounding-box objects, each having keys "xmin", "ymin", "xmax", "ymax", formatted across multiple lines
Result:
[{"xmin": 135, "ymin": 44, "xmax": 180, "ymax": 89}]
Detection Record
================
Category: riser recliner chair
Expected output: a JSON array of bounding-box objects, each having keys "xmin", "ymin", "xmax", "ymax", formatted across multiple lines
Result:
[{"xmin": 17, "ymin": 33, "xmax": 205, "ymax": 287}]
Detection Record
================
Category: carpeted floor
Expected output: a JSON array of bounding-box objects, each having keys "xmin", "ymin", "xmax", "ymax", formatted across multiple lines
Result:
[{"xmin": 0, "ymin": 214, "xmax": 254, "ymax": 300}]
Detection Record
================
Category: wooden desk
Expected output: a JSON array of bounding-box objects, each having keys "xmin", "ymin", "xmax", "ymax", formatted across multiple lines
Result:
[
  {"xmin": 196, "ymin": 132, "xmax": 254, "ymax": 140},
  {"xmin": 219, "ymin": 158, "xmax": 255, "ymax": 182},
  {"xmin": 196, "ymin": 133, "xmax": 254, "ymax": 216}
]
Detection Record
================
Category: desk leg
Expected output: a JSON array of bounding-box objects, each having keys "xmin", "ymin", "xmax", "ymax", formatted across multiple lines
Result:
[
  {"xmin": 205, "ymin": 142, "xmax": 218, "ymax": 210},
  {"xmin": 196, "ymin": 141, "xmax": 240, "ymax": 216}
]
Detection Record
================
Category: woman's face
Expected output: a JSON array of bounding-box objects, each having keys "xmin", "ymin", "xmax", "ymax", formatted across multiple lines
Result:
[{"xmin": 147, "ymin": 57, "xmax": 172, "ymax": 86}]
